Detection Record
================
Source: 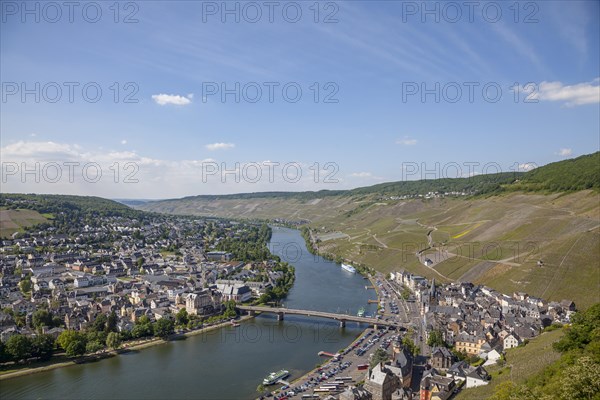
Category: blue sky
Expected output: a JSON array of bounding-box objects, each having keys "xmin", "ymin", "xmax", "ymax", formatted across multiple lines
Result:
[{"xmin": 1, "ymin": 0, "xmax": 599, "ymax": 198}]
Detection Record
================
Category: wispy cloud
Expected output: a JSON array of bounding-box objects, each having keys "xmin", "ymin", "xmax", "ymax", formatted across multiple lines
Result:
[
  {"xmin": 533, "ymin": 79, "xmax": 600, "ymax": 107},
  {"xmin": 151, "ymin": 93, "xmax": 193, "ymax": 106},
  {"xmin": 205, "ymin": 142, "xmax": 235, "ymax": 151},
  {"xmin": 121, "ymin": 140, "xmax": 127, "ymax": 145},
  {"xmin": 349, "ymin": 172, "xmax": 372, "ymax": 178},
  {"xmin": 557, "ymin": 148, "xmax": 573, "ymax": 157},
  {"xmin": 396, "ymin": 137, "xmax": 417, "ymax": 146}
]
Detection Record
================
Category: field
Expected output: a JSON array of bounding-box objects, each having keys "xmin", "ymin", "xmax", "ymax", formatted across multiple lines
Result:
[
  {"xmin": 0, "ymin": 208, "xmax": 50, "ymax": 238},
  {"xmin": 140, "ymin": 190, "xmax": 600, "ymax": 308}
]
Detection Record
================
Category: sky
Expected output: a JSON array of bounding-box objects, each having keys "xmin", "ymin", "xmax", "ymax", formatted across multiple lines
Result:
[{"xmin": 1, "ymin": 0, "xmax": 599, "ymax": 199}]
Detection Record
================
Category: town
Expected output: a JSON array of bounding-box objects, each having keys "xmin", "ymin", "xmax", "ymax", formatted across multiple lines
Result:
[
  {"xmin": 0, "ymin": 194, "xmax": 294, "ymax": 362},
  {"xmin": 0, "ymin": 194, "xmax": 583, "ymax": 400}
]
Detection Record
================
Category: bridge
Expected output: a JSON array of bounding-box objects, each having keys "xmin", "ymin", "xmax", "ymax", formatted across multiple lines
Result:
[{"xmin": 237, "ymin": 305, "xmax": 400, "ymax": 329}]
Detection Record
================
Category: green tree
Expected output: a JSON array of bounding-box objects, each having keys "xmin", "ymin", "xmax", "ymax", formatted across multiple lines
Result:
[
  {"xmin": 106, "ymin": 311, "xmax": 118, "ymax": 333},
  {"xmin": 154, "ymin": 318, "xmax": 174, "ymax": 340},
  {"xmin": 32, "ymin": 310, "xmax": 53, "ymax": 330},
  {"xmin": 18, "ymin": 278, "xmax": 32, "ymax": 295},
  {"xmin": 31, "ymin": 334, "xmax": 55, "ymax": 360},
  {"xmin": 65, "ymin": 340, "xmax": 86, "ymax": 357},
  {"xmin": 57, "ymin": 330, "xmax": 87, "ymax": 354},
  {"xmin": 370, "ymin": 348, "xmax": 390, "ymax": 368},
  {"xmin": 0, "ymin": 340, "xmax": 10, "ymax": 363},
  {"xmin": 402, "ymin": 336, "xmax": 419, "ymax": 356},
  {"xmin": 6, "ymin": 334, "xmax": 32, "ymax": 362},
  {"xmin": 427, "ymin": 330, "xmax": 446, "ymax": 348},
  {"xmin": 106, "ymin": 332, "xmax": 122, "ymax": 350},
  {"xmin": 92, "ymin": 314, "xmax": 107, "ymax": 332},
  {"xmin": 85, "ymin": 340, "xmax": 104, "ymax": 354},
  {"xmin": 559, "ymin": 357, "xmax": 600, "ymax": 400},
  {"xmin": 175, "ymin": 308, "xmax": 189, "ymax": 326}
]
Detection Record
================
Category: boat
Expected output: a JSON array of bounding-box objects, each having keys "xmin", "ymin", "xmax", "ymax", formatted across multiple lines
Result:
[
  {"xmin": 263, "ymin": 369, "xmax": 290, "ymax": 385},
  {"xmin": 341, "ymin": 263, "xmax": 356, "ymax": 273},
  {"xmin": 357, "ymin": 307, "xmax": 365, "ymax": 317}
]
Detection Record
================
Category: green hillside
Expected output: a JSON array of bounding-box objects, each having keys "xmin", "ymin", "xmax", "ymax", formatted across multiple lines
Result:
[{"xmin": 138, "ymin": 153, "xmax": 600, "ymax": 308}]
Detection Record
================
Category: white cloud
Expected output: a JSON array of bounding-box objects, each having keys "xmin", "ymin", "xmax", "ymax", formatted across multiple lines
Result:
[
  {"xmin": 395, "ymin": 137, "xmax": 417, "ymax": 146},
  {"xmin": 0, "ymin": 140, "xmax": 363, "ymax": 198},
  {"xmin": 557, "ymin": 148, "xmax": 573, "ymax": 157},
  {"xmin": 121, "ymin": 140, "xmax": 127, "ymax": 145},
  {"xmin": 151, "ymin": 93, "xmax": 193, "ymax": 106},
  {"xmin": 349, "ymin": 172, "xmax": 372, "ymax": 178},
  {"xmin": 518, "ymin": 163, "xmax": 537, "ymax": 171},
  {"xmin": 533, "ymin": 79, "xmax": 600, "ymax": 107},
  {"xmin": 205, "ymin": 142, "xmax": 235, "ymax": 151}
]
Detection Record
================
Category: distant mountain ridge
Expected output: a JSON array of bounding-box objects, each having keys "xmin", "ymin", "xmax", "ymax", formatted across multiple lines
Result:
[{"xmin": 165, "ymin": 152, "xmax": 599, "ymax": 202}]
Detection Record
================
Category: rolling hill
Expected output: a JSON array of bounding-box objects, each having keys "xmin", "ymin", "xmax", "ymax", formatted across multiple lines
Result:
[{"xmin": 139, "ymin": 153, "xmax": 600, "ymax": 308}]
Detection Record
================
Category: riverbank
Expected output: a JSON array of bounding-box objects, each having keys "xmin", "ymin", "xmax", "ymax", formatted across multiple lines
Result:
[{"xmin": 0, "ymin": 314, "xmax": 255, "ymax": 381}]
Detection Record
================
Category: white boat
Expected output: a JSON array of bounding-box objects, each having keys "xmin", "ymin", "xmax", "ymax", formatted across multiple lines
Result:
[{"xmin": 341, "ymin": 263, "xmax": 356, "ymax": 273}]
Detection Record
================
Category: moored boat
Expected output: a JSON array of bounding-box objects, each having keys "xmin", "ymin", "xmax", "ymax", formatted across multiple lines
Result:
[{"xmin": 263, "ymin": 369, "xmax": 290, "ymax": 385}]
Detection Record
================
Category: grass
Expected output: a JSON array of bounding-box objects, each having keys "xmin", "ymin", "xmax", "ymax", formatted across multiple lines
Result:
[
  {"xmin": 0, "ymin": 208, "xmax": 49, "ymax": 238},
  {"xmin": 455, "ymin": 329, "xmax": 564, "ymax": 399}
]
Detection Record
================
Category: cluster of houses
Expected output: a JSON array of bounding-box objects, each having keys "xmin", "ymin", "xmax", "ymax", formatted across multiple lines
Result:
[
  {"xmin": 387, "ymin": 192, "xmax": 473, "ymax": 201},
  {"xmin": 0, "ymin": 216, "xmax": 282, "ymax": 343},
  {"xmin": 334, "ymin": 270, "xmax": 575, "ymax": 400}
]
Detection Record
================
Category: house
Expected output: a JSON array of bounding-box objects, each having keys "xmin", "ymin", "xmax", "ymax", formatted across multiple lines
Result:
[
  {"xmin": 466, "ymin": 366, "xmax": 490, "ymax": 388},
  {"xmin": 365, "ymin": 363, "xmax": 401, "ymax": 400},
  {"xmin": 503, "ymin": 333, "xmax": 521, "ymax": 350},
  {"xmin": 430, "ymin": 347, "xmax": 454, "ymax": 370},
  {"xmin": 483, "ymin": 348, "xmax": 503, "ymax": 366},
  {"xmin": 185, "ymin": 290, "xmax": 221, "ymax": 316},
  {"xmin": 419, "ymin": 369, "xmax": 456, "ymax": 400},
  {"xmin": 455, "ymin": 332, "xmax": 487, "ymax": 356},
  {"xmin": 206, "ymin": 251, "xmax": 232, "ymax": 262},
  {"xmin": 219, "ymin": 284, "xmax": 252, "ymax": 303}
]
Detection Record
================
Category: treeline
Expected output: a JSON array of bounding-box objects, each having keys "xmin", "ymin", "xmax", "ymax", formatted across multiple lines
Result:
[
  {"xmin": 507, "ymin": 152, "xmax": 600, "ymax": 193},
  {"xmin": 489, "ymin": 303, "xmax": 600, "ymax": 399}
]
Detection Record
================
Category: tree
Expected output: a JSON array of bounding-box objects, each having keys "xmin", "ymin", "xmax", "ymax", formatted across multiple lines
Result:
[
  {"xmin": 92, "ymin": 314, "xmax": 107, "ymax": 332},
  {"xmin": 85, "ymin": 340, "xmax": 104, "ymax": 354},
  {"xmin": 31, "ymin": 334, "xmax": 55, "ymax": 360},
  {"xmin": 427, "ymin": 330, "xmax": 446, "ymax": 348},
  {"xmin": 154, "ymin": 318, "xmax": 174, "ymax": 340},
  {"xmin": 57, "ymin": 330, "xmax": 87, "ymax": 357},
  {"xmin": 106, "ymin": 332, "xmax": 122, "ymax": 350},
  {"xmin": 370, "ymin": 348, "xmax": 390, "ymax": 368},
  {"xmin": 0, "ymin": 340, "xmax": 10, "ymax": 363},
  {"xmin": 223, "ymin": 300, "xmax": 237, "ymax": 319},
  {"xmin": 6, "ymin": 334, "xmax": 32, "ymax": 362},
  {"xmin": 175, "ymin": 308, "xmax": 189, "ymax": 326},
  {"xmin": 559, "ymin": 357, "xmax": 600, "ymax": 400},
  {"xmin": 66, "ymin": 340, "xmax": 86, "ymax": 357},
  {"xmin": 402, "ymin": 336, "xmax": 419, "ymax": 356},
  {"xmin": 18, "ymin": 278, "xmax": 32, "ymax": 295},
  {"xmin": 32, "ymin": 310, "xmax": 53, "ymax": 330},
  {"xmin": 106, "ymin": 311, "xmax": 118, "ymax": 333}
]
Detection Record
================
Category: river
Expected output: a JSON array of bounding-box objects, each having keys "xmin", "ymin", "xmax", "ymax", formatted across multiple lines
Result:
[{"xmin": 0, "ymin": 227, "xmax": 377, "ymax": 399}]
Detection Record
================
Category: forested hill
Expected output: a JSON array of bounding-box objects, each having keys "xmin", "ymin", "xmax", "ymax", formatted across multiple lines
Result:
[
  {"xmin": 507, "ymin": 152, "xmax": 600, "ymax": 192},
  {"xmin": 168, "ymin": 151, "xmax": 599, "ymax": 202},
  {"xmin": 0, "ymin": 194, "xmax": 143, "ymax": 219}
]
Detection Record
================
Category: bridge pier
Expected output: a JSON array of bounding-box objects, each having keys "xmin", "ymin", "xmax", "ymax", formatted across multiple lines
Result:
[
  {"xmin": 339, "ymin": 319, "xmax": 346, "ymax": 328},
  {"xmin": 373, "ymin": 324, "xmax": 378, "ymax": 331},
  {"xmin": 277, "ymin": 312, "xmax": 284, "ymax": 321},
  {"xmin": 248, "ymin": 310, "xmax": 256, "ymax": 316}
]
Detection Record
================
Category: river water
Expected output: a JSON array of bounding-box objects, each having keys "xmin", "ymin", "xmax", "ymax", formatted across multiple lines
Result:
[{"xmin": 0, "ymin": 227, "xmax": 377, "ymax": 399}]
